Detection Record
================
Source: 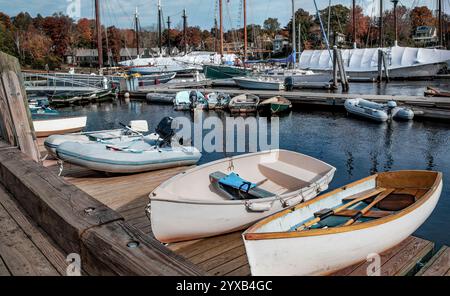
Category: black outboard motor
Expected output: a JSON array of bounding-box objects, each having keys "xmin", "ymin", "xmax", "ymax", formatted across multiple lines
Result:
[
  {"xmin": 189, "ymin": 91, "xmax": 198, "ymax": 107},
  {"xmin": 155, "ymin": 117, "xmax": 176, "ymax": 147},
  {"xmin": 285, "ymin": 77, "xmax": 294, "ymax": 91}
]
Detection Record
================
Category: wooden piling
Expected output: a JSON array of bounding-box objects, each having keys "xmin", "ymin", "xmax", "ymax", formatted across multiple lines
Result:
[
  {"xmin": 0, "ymin": 52, "xmax": 40, "ymax": 162},
  {"xmin": 0, "ymin": 50, "xmax": 204, "ymax": 276}
]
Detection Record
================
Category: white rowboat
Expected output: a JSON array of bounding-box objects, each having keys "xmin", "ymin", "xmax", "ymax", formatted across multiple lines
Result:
[
  {"xmin": 243, "ymin": 171, "xmax": 442, "ymax": 276},
  {"xmin": 148, "ymin": 150, "xmax": 336, "ymax": 243},
  {"xmin": 33, "ymin": 116, "xmax": 87, "ymax": 138}
]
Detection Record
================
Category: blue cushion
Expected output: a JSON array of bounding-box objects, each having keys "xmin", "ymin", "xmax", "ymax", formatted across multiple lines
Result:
[{"xmin": 218, "ymin": 173, "xmax": 256, "ymax": 191}]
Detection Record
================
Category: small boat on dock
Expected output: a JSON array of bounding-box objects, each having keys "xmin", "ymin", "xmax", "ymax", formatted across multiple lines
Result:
[
  {"xmin": 33, "ymin": 116, "xmax": 87, "ymax": 138},
  {"xmin": 56, "ymin": 141, "xmax": 201, "ymax": 174},
  {"xmin": 243, "ymin": 170, "xmax": 442, "ymax": 276},
  {"xmin": 205, "ymin": 93, "xmax": 232, "ymax": 110},
  {"xmin": 56, "ymin": 117, "xmax": 201, "ymax": 174},
  {"xmin": 233, "ymin": 76, "xmax": 285, "ymax": 91},
  {"xmin": 174, "ymin": 90, "xmax": 206, "ymax": 111},
  {"xmin": 259, "ymin": 96, "xmax": 292, "ymax": 115},
  {"xmin": 174, "ymin": 91, "xmax": 192, "ymax": 111},
  {"xmin": 344, "ymin": 99, "xmax": 414, "ymax": 122},
  {"xmin": 148, "ymin": 150, "xmax": 336, "ymax": 243},
  {"xmin": 44, "ymin": 121, "xmax": 156, "ymax": 157},
  {"xmin": 229, "ymin": 94, "xmax": 260, "ymax": 114}
]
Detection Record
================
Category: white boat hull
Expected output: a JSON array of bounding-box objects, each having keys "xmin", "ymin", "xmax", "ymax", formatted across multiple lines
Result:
[
  {"xmin": 149, "ymin": 150, "xmax": 336, "ymax": 243},
  {"xmin": 233, "ymin": 77, "xmax": 284, "ymax": 91},
  {"xmin": 57, "ymin": 142, "xmax": 201, "ymax": 174},
  {"xmin": 243, "ymin": 172, "xmax": 442, "ymax": 276},
  {"xmin": 33, "ymin": 116, "xmax": 87, "ymax": 138},
  {"xmin": 314, "ymin": 63, "xmax": 445, "ymax": 82},
  {"xmin": 344, "ymin": 99, "xmax": 388, "ymax": 122}
]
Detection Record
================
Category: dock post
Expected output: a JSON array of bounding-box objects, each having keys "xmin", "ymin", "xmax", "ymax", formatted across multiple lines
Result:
[
  {"xmin": 0, "ymin": 51, "xmax": 40, "ymax": 163},
  {"xmin": 336, "ymin": 48, "xmax": 349, "ymax": 92},
  {"xmin": 332, "ymin": 46, "xmax": 339, "ymax": 89},
  {"xmin": 382, "ymin": 51, "xmax": 390, "ymax": 82}
]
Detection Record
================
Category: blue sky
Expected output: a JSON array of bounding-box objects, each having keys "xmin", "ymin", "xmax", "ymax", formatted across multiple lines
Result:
[{"xmin": 0, "ymin": 0, "xmax": 445, "ymax": 30}]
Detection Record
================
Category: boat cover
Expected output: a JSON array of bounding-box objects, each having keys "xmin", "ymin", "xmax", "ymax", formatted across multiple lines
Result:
[{"xmin": 299, "ymin": 47, "xmax": 450, "ymax": 71}]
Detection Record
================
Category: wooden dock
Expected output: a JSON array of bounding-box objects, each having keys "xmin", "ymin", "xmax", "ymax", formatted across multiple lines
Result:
[{"xmin": 36, "ymin": 145, "xmax": 445, "ymax": 276}]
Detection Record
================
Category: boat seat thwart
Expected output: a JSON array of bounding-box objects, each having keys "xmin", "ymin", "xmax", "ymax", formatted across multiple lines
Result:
[{"xmin": 210, "ymin": 171, "xmax": 274, "ymax": 200}]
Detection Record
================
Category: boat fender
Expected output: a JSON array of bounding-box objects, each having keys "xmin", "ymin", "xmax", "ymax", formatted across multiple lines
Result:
[{"xmin": 245, "ymin": 201, "xmax": 272, "ymax": 212}]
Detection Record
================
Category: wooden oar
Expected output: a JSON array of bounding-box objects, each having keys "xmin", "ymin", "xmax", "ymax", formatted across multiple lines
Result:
[
  {"xmin": 342, "ymin": 188, "xmax": 395, "ymax": 227},
  {"xmin": 119, "ymin": 122, "xmax": 144, "ymax": 137},
  {"xmin": 295, "ymin": 187, "xmax": 386, "ymax": 231}
]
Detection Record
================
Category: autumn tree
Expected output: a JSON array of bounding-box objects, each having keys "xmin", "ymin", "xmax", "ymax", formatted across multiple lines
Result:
[
  {"xmin": 286, "ymin": 9, "xmax": 314, "ymax": 51},
  {"xmin": 384, "ymin": 5, "xmax": 413, "ymax": 46},
  {"xmin": 263, "ymin": 18, "xmax": 280, "ymax": 37},
  {"xmin": 317, "ymin": 4, "xmax": 350, "ymax": 37},
  {"xmin": 410, "ymin": 6, "xmax": 435, "ymax": 28},
  {"xmin": 345, "ymin": 5, "xmax": 370, "ymax": 47},
  {"xmin": 41, "ymin": 13, "xmax": 74, "ymax": 59},
  {"xmin": 0, "ymin": 13, "xmax": 16, "ymax": 56},
  {"xmin": 76, "ymin": 18, "xmax": 94, "ymax": 48}
]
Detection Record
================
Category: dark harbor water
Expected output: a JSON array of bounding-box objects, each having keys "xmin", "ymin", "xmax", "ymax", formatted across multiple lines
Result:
[{"xmin": 57, "ymin": 98, "xmax": 450, "ymax": 247}]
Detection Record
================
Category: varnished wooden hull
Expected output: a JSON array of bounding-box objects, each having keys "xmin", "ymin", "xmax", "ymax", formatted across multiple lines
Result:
[{"xmin": 243, "ymin": 171, "xmax": 443, "ymax": 276}]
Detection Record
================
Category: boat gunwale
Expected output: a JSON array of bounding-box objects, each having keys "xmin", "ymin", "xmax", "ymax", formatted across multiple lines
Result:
[
  {"xmin": 243, "ymin": 170, "xmax": 442, "ymax": 240},
  {"xmin": 150, "ymin": 149, "xmax": 336, "ymax": 205}
]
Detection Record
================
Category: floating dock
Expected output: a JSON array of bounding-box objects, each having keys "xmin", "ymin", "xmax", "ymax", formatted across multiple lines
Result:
[{"xmin": 129, "ymin": 83, "xmax": 450, "ymax": 122}]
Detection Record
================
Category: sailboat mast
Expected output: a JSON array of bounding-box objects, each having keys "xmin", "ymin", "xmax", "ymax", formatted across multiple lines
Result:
[
  {"xmin": 135, "ymin": 7, "xmax": 140, "ymax": 58},
  {"xmin": 95, "ymin": 0, "xmax": 103, "ymax": 68},
  {"xmin": 438, "ymin": 0, "xmax": 443, "ymax": 47},
  {"xmin": 379, "ymin": 0, "xmax": 383, "ymax": 47},
  {"xmin": 243, "ymin": 0, "xmax": 247, "ymax": 62},
  {"xmin": 167, "ymin": 16, "xmax": 171, "ymax": 56},
  {"xmin": 158, "ymin": 0, "xmax": 162, "ymax": 55},
  {"xmin": 219, "ymin": 0, "xmax": 224, "ymax": 57},
  {"xmin": 183, "ymin": 9, "xmax": 188, "ymax": 55},
  {"xmin": 352, "ymin": 0, "xmax": 357, "ymax": 48},
  {"xmin": 292, "ymin": 0, "xmax": 296, "ymax": 63}
]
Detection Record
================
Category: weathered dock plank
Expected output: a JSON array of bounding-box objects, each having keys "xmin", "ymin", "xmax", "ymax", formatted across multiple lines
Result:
[
  {"xmin": 0, "ymin": 146, "xmax": 123, "ymax": 254},
  {"xmin": 416, "ymin": 246, "xmax": 450, "ymax": 276},
  {"xmin": 0, "ymin": 256, "xmax": 10, "ymax": 276},
  {"xmin": 0, "ymin": 185, "xmax": 68, "ymax": 275},
  {"xmin": 81, "ymin": 221, "xmax": 204, "ymax": 276},
  {"xmin": 330, "ymin": 236, "xmax": 433, "ymax": 276},
  {"xmin": 0, "ymin": 196, "xmax": 59, "ymax": 276}
]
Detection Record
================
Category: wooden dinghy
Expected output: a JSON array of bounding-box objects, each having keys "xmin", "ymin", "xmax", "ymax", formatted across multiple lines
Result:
[
  {"xmin": 243, "ymin": 171, "xmax": 443, "ymax": 276},
  {"xmin": 259, "ymin": 96, "xmax": 292, "ymax": 114},
  {"xmin": 148, "ymin": 150, "xmax": 336, "ymax": 243},
  {"xmin": 33, "ymin": 116, "xmax": 87, "ymax": 138},
  {"xmin": 228, "ymin": 94, "xmax": 260, "ymax": 114}
]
